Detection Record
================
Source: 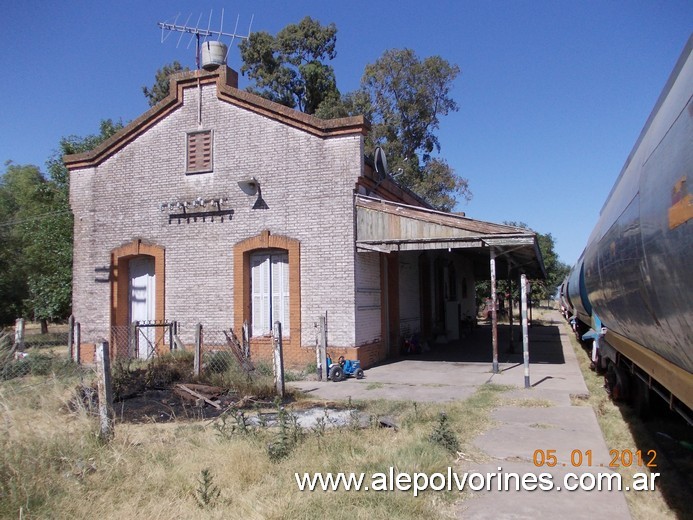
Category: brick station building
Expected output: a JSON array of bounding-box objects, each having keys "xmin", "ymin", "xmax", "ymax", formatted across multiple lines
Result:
[{"xmin": 65, "ymin": 66, "xmax": 544, "ymax": 368}]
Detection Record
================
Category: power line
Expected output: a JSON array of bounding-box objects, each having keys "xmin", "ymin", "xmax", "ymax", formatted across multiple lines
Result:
[{"xmin": 0, "ymin": 209, "xmax": 72, "ymax": 229}]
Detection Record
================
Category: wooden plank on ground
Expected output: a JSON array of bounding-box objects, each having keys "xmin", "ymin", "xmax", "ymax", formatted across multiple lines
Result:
[{"xmin": 175, "ymin": 384, "xmax": 221, "ymax": 409}]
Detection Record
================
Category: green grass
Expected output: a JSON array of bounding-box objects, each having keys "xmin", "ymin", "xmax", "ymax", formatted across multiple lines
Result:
[
  {"xmin": 565, "ymin": 319, "xmax": 679, "ymax": 520},
  {"xmin": 0, "ymin": 370, "xmax": 512, "ymax": 519}
]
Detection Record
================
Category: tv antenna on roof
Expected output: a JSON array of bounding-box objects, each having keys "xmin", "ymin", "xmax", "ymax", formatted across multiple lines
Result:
[{"xmin": 158, "ymin": 10, "xmax": 254, "ymax": 70}]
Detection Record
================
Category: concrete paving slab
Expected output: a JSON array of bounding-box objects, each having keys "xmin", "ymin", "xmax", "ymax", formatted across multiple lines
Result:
[
  {"xmin": 290, "ymin": 379, "xmax": 478, "ymax": 403},
  {"xmin": 288, "ymin": 310, "xmax": 631, "ymax": 518},
  {"xmin": 475, "ymin": 404, "xmax": 613, "ymax": 466},
  {"xmin": 457, "ymin": 462, "xmax": 632, "ymax": 520},
  {"xmin": 500, "ymin": 387, "xmax": 573, "ymax": 407}
]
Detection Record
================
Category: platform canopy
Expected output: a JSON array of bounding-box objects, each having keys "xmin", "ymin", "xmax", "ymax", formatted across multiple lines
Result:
[{"xmin": 355, "ymin": 195, "xmax": 546, "ymax": 280}]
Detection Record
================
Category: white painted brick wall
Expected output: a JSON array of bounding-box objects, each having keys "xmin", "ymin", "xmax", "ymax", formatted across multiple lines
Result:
[
  {"xmin": 70, "ymin": 81, "xmax": 363, "ymax": 348},
  {"xmin": 354, "ymin": 252, "xmax": 381, "ymax": 345}
]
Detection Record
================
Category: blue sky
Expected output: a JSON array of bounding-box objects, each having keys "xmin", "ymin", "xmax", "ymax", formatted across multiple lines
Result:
[{"xmin": 1, "ymin": 1, "xmax": 691, "ymax": 267}]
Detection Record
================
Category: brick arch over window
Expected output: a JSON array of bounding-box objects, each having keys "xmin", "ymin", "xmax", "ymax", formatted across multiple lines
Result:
[
  {"xmin": 111, "ymin": 240, "xmax": 166, "ymax": 355},
  {"xmin": 234, "ymin": 230, "xmax": 301, "ymax": 359}
]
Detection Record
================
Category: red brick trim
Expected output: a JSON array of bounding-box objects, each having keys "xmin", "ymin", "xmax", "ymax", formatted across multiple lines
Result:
[
  {"xmin": 64, "ymin": 67, "xmax": 368, "ymax": 170},
  {"xmin": 233, "ymin": 230, "xmax": 302, "ymax": 363},
  {"xmin": 216, "ymin": 85, "xmax": 369, "ymax": 138},
  {"xmin": 110, "ymin": 239, "xmax": 166, "ymax": 357}
]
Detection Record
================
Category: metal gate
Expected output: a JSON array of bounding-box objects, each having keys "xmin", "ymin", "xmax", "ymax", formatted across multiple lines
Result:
[{"xmin": 132, "ymin": 320, "xmax": 178, "ymax": 359}]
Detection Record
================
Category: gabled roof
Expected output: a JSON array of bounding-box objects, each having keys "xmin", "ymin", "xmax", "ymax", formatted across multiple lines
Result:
[
  {"xmin": 355, "ymin": 195, "xmax": 546, "ymax": 279},
  {"xmin": 64, "ymin": 67, "xmax": 369, "ymax": 170}
]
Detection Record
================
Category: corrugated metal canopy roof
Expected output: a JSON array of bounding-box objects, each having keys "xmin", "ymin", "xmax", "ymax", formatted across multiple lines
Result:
[{"xmin": 355, "ymin": 195, "xmax": 546, "ymax": 279}]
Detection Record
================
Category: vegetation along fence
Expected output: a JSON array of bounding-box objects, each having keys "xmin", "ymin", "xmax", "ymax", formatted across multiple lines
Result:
[
  {"xmin": 0, "ymin": 318, "xmax": 72, "ymax": 380},
  {"xmin": 1, "ymin": 316, "xmax": 306, "ymax": 387}
]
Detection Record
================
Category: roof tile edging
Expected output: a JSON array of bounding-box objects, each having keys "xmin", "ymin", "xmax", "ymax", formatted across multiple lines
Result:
[{"xmin": 64, "ymin": 66, "xmax": 370, "ymax": 170}]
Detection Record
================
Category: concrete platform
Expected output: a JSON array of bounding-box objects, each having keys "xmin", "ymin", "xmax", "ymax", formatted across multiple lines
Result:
[
  {"xmin": 290, "ymin": 312, "xmax": 588, "ymax": 403},
  {"xmin": 289, "ymin": 310, "xmax": 631, "ymax": 519}
]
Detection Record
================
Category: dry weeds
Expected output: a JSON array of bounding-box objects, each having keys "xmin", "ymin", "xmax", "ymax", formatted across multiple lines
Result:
[
  {"xmin": 565, "ymin": 323, "xmax": 679, "ymax": 520},
  {"xmin": 0, "ymin": 373, "xmax": 509, "ymax": 519}
]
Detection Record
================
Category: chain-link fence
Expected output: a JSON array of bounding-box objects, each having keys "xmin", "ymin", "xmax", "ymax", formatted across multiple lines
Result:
[
  {"xmin": 108, "ymin": 323, "xmax": 255, "ymax": 378},
  {"xmin": 0, "ymin": 324, "xmax": 72, "ymax": 381},
  {"xmin": 199, "ymin": 327, "xmax": 254, "ymax": 375},
  {"xmin": 1, "ymin": 316, "xmax": 263, "ymax": 384}
]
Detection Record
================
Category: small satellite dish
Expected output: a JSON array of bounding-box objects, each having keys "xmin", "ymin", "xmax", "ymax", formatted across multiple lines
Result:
[
  {"xmin": 374, "ymin": 146, "xmax": 388, "ymax": 178},
  {"xmin": 237, "ymin": 177, "xmax": 259, "ymax": 196}
]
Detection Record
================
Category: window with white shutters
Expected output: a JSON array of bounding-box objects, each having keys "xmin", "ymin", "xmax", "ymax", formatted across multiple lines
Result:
[
  {"xmin": 250, "ymin": 251, "xmax": 289, "ymax": 336},
  {"xmin": 186, "ymin": 130, "xmax": 212, "ymax": 173}
]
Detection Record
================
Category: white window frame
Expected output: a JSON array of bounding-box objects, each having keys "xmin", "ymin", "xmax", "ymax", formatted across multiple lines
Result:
[{"xmin": 250, "ymin": 251, "xmax": 290, "ymax": 336}]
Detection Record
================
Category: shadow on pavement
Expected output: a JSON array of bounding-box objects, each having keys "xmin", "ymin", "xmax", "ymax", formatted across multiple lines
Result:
[{"xmin": 394, "ymin": 322, "xmax": 566, "ymax": 365}]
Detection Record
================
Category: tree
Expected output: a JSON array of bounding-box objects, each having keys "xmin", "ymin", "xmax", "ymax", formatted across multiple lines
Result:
[
  {"xmin": 0, "ymin": 163, "xmax": 62, "ymax": 328},
  {"xmin": 142, "ymin": 61, "xmax": 190, "ymax": 107},
  {"xmin": 239, "ymin": 16, "xmax": 339, "ymax": 114},
  {"xmin": 318, "ymin": 48, "xmax": 469, "ymax": 211},
  {"xmin": 47, "ymin": 119, "xmax": 123, "ymax": 189},
  {"xmin": 363, "ymin": 50, "xmax": 459, "ymax": 161},
  {"xmin": 408, "ymin": 158, "xmax": 470, "ymax": 213},
  {"xmin": 535, "ymin": 231, "xmax": 570, "ymax": 302},
  {"xmin": 475, "ymin": 222, "xmax": 570, "ymax": 310},
  {"xmin": 0, "ymin": 163, "xmax": 36, "ymax": 325},
  {"xmin": 0, "ymin": 120, "xmax": 124, "ymax": 328}
]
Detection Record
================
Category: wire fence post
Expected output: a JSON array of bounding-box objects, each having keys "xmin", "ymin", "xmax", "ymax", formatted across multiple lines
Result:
[
  {"xmin": 242, "ymin": 321, "xmax": 250, "ymax": 359},
  {"xmin": 74, "ymin": 322, "xmax": 81, "ymax": 364},
  {"xmin": 194, "ymin": 323, "xmax": 202, "ymax": 378},
  {"xmin": 521, "ymin": 274, "xmax": 530, "ymax": 389},
  {"xmin": 14, "ymin": 318, "xmax": 25, "ymax": 352},
  {"xmin": 273, "ymin": 321, "xmax": 285, "ymax": 398},
  {"xmin": 95, "ymin": 339, "xmax": 114, "ymax": 441},
  {"xmin": 67, "ymin": 315, "xmax": 75, "ymax": 361},
  {"xmin": 317, "ymin": 315, "xmax": 327, "ymax": 381}
]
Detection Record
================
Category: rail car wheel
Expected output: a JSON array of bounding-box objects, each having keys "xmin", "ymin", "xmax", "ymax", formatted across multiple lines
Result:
[
  {"xmin": 605, "ymin": 363, "xmax": 629, "ymax": 401},
  {"xmin": 631, "ymin": 376, "xmax": 652, "ymax": 419}
]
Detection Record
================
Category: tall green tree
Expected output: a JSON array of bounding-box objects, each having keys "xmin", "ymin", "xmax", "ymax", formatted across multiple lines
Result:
[
  {"xmin": 0, "ymin": 162, "xmax": 67, "ymax": 329},
  {"xmin": 239, "ymin": 16, "xmax": 339, "ymax": 114},
  {"xmin": 535, "ymin": 231, "xmax": 570, "ymax": 301},
  {"xmin": 47, "ymin": 119, "xmax": 124, "ymax": 189},
  {"xmin": 0, "ymin": 163, "xmax": 38, "ymax": 325},
  {"xmin": 502, "ymin": 222, "xmax": 569, "ymax": 301},
  {"xmin": 318, "ymin": 48, "xmax": 469, "ymax": 211},
  {"xmin": 0, "ymin": 120, "xmax": 124, "ymax": 328},
  {"xmin": 142, "ymin": 61, "xmax": 190, "ymax": 107},
  {"xmin": 475, "ymin": 222, "xmax": 570, "ymax": 310}
]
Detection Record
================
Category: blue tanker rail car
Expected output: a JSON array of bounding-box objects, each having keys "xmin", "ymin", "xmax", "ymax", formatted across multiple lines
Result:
[{"xmin": 564, "ymin": 34, "xmax": 693, "ymax": 424}]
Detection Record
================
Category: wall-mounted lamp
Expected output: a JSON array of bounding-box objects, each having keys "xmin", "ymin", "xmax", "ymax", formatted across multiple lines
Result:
[
  {"xmin": 238, "ymin": 177, "xmax": 259, "ymax": 196},
  {"xmin": 238, "ymin": 177, "xmax": 268, "ymax": 210}
]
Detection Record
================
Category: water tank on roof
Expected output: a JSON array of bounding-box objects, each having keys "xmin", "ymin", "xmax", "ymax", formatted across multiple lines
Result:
[{"xmin": 201, "ymin": 41, "xmax": 227, "ymax": 71}]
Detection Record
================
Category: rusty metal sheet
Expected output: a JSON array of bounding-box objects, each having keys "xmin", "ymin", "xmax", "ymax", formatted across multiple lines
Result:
[{"xmin": 355, "ymin": 195, "xmax": 546, "ymax": 279}]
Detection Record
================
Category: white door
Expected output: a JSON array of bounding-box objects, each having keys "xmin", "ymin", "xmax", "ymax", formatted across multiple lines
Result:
[
  {"xmin": 129, "ymin": 256, "xmax": 156, "ymax": 359},
  {"xmin": 250, "ymin": 252, "xmax": 289, "ymax": 336}
]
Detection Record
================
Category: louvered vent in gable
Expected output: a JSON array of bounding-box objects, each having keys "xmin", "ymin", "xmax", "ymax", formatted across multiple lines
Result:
[{"xmin": 186, "ymin": 130, "xmax": 213, "ymax": 173}]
